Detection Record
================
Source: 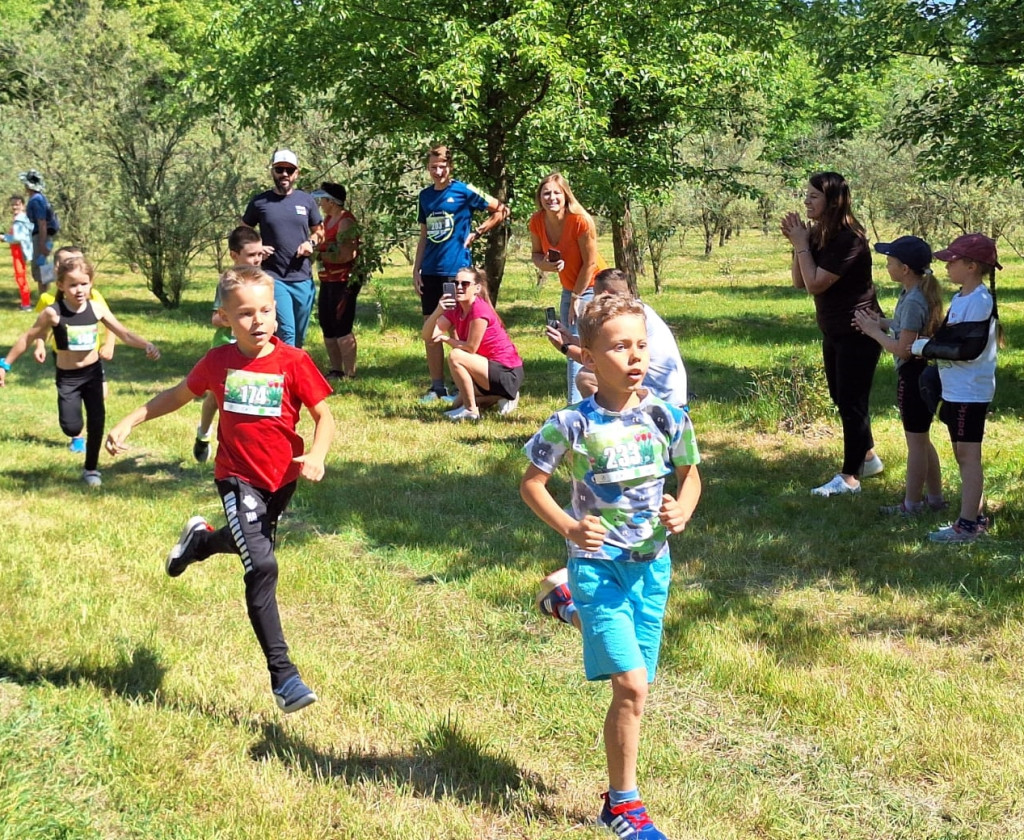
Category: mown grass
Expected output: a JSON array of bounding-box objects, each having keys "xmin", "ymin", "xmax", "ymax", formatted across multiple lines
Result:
[{"xmin": 1, "ymin": 232, "xmax": 1023, "ymax": 839}]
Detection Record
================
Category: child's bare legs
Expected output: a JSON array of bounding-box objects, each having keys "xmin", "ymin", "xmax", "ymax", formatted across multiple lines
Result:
[
  {"xmin": 953, "ymin": 441, "xmax": 984, "ymax": 521},
  {"xmin": 199, "ymin": 391, "xmax": 218, "ymax": 436},
  {"xmin": 605, "ymin": 668, "xmax": 648, "ymax": 793},
  {"xmin": 905, "ymin": 431, "xmax": 942, "ymax": 504}
]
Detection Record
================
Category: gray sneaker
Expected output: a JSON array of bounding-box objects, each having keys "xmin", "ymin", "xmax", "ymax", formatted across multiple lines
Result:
[{"xmin": 166, "ymin": 516, "xmax": 212, "ymax": 577}]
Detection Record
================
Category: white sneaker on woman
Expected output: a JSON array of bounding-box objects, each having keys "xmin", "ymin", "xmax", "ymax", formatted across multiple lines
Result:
[
  {"xmin": 497, "ymin": 394, "xmax": 519, "ymax": 416},
  {"xmin": 811, "ymin": 474, "xmax": 860, "ymax": 497},
  {"xmin": 859, "ymin": 454, "xmax": 884, "ymax": 477}
]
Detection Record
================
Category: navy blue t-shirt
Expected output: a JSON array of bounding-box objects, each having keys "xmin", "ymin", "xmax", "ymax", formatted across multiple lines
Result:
[
  {"xmin": 417, "ymin": 180, "xmax": 493, "ymax": 276},
  {"xmin": 242, "ymin": 189, "xmax": 323, "ymax": 282},
  {"xmin": 26, "ymin": 193, "xmax": 50, "ymax": 238}
]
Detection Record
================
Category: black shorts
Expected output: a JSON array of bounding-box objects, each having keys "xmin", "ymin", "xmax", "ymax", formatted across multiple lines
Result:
[
  {"xmin": 317, "ymin": 281, "xmax": 359, "ymax": 338},
  {"xmin": 479, "ymin": 362, "xmax": 524, "ymax": 400},
  {"xmin": 420, "ymin": 274, "xmax": 456, "ymax": 317},
  {"xmin": 896, "ymin": 360, "xmax": 933, "ymax": 434},
  {"xmin": 939, "ymin": 400, "xmax": 989, "ymax": 444}
]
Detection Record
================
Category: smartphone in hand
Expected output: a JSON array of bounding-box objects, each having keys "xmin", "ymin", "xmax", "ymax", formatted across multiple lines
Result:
[
  {"xmin": 545, "ymin": 307, "xmax": 559, "ymax": 329},
  {"xmin": 547, "ymin": 248, "xmax": 562, "ymax": 263},
  {"xmin": 442, "ymin": 281, "xmax": 456, "ymax": 297}
]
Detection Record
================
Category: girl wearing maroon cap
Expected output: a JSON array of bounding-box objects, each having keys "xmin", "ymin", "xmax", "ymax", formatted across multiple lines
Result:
[{"xmin": 912, "ymin": 233, "xmax": 1002, "ymax": 543}]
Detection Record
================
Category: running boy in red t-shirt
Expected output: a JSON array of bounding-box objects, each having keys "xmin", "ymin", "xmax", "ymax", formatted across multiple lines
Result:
[{"xmin": 106, "ymin": 266, "xmax": 335, "ymax": 713}]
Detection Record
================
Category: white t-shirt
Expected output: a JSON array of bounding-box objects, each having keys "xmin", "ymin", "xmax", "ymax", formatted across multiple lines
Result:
[
  {"xmin": 642, "ymin": 303, "xmax": 688, "ymax": 408},
  {"xmin": 938, "ymin": 285, "xmax": 997, "ymax": 403}
]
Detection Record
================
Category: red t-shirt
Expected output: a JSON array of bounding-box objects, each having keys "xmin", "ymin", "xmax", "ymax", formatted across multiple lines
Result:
[{"xmin": 186, "ymin": 338, "xmax": 332, "ymax": 491}]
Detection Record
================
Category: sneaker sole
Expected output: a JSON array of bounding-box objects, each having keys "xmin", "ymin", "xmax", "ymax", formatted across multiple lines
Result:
[
  {"xmin": 276, "ymin": 690, "xmax": 317, "ymax": 714},
  {"xmin": 535, "ymin": 568, "xmax": 570, "ymax": 617},
  {"xmin": 166, "ymin": 516, "xmax": 209, "ymax": 577}
]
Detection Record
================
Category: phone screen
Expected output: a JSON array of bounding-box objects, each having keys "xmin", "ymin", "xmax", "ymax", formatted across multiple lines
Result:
[
  {"xmin": 545, "ymin": 307, "xmax": 558, "ymax": 328},
  {"xmin": 442, "ymin": 282, "xmax": 456, "ymax": 297},
  {"xmin": 547, "ymin": 249, "xmax": 562, "ymax": 262}
]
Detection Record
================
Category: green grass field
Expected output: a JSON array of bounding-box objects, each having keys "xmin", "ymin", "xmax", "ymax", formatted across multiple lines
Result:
[{"xmin": 1, "ymin": 232, "xmax": 1023, "ymax": 839}]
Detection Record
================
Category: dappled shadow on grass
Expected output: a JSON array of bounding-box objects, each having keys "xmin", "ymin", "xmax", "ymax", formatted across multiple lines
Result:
[
  {"xmin": 0, "ymin": 646, "xmax": 165, "ymax": 701},
  {"xmin": 0, "ymin": 457, "xmax": 208, "ymax": 498},
  {"xmin": 249, "ymin": 713, "xmax": 554, "ymax": 817}
]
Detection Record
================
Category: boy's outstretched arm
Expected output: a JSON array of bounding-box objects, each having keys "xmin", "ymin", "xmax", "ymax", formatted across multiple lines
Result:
[
  {"xmin": 292, "ymin": 399, "xmax": 335, "ymax": 482},
  {"xmin": 106, "ymin": 380, "xmax": 195, "ymax": 454},
  {"xmin": 521, "ymin": 465, "xmax": 607, "ymax": 552},
  {"xmin": 660, "ymin": 464, "xmax": 702, "ymax": 534}
]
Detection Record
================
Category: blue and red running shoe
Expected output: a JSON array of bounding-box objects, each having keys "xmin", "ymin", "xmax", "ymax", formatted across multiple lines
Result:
[
  {"xmin": 598, "ymin": 793, "xmax": 668, "ymax": 839},
  {"xmin": 535, "ymin": 568, "xmax": 574, "ymax": 624}
]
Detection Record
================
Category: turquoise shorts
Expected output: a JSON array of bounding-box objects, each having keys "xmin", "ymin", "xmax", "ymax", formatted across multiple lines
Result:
[{"xmin": 568, "ymin": 551, "xmax": 670, "ymax": 682}]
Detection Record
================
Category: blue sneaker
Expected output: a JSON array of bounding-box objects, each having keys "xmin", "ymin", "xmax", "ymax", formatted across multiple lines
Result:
[
  {"xmin": 69, "ymin": 436, "xmax": 86, "ymax": 454},
  {"xmin": 273, "ymin": 674, "xmax": 317, "ymax": 713},
  {"xmin": 598, "ymin": 793, "xmax": 667, "ymax": 839}
]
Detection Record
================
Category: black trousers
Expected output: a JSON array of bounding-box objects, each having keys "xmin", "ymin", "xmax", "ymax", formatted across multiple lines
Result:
[
  {"xmin": 189, "ymin": 477, "xmax": 300, "ymax": 690},
  {"xmin": 821, "ymin": 331, "xmax": 882, "ymax": 476},
  {"xmin": 55, "ymin": 361, "xmax": 104, "ymax": 471}
]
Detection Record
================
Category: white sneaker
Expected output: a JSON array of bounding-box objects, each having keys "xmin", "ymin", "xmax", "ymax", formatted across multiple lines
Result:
[
  {"xmin": 811, "ymin": 474, "xmax": 860, "ymax": 497},
  {"xmin": 82, "ymin": 470, "xmax": 102, "ymax": 488},
  {"xmin": 497, "ymin": 394, "xmax": 519, "ymax": 416},
  {"xmin": 445, "ymin": 406, "xmax": 480, "ymax": 422},
  {"xmin": 860, "ymin": 454, "xmax": 884, "ymax": 477}
]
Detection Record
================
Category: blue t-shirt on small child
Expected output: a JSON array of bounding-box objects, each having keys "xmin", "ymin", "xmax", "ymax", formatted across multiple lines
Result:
[
  {"xmin": 417, "ymin": 180, "xmax": 494, "ymax": 277},
  {"xmin": 523, "ymin": 392, "xmax": 700, "ymax": 563}
]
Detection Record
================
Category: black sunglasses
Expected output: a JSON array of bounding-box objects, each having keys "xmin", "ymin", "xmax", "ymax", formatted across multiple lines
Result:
[
  {"xmin": 273, "ymin": 166, "xmax": 297, "ymax": 175},
  {"xmin": 455, "ymin": 280, "xmax": 474, "ymax": 288}
]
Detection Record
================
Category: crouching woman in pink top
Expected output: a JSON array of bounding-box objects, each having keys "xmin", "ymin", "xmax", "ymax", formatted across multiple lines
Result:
[{"xmin": 422, "ymin": 266, "xmax": 524, "ymax": 422}]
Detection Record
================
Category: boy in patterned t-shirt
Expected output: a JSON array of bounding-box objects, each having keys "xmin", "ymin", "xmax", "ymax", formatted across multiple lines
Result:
[
  {"xmin": 520, "ymin": 294, "xmax": 701, "ymax": 840},
  {"xmin": 106, "ymin": 266, "xmax": 335, "ymax": 714}
]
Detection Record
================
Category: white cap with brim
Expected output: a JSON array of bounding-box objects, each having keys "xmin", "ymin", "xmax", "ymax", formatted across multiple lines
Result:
[{"xmin": 271, "ymin": 149, "xmax": 298, "ymax": 168}]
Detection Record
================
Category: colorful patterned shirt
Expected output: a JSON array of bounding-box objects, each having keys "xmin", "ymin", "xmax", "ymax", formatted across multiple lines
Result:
[{"xmin": 524, "ymin": 393, "xmax": 700, "ymax": 561}]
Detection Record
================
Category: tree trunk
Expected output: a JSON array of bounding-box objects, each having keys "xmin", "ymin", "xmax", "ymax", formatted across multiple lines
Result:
[
  {"xmin": 611, "ymin": 195, "xmax": 642, "ymax": 296},
  {"xmin": 480, "ymin": 116, "xmax": 510, "ymax": 304}
]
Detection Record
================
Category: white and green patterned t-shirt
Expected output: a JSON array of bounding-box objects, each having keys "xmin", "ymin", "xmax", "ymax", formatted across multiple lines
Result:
[{"xmin": 524, "ymin": 393, "xmax": 700, "ymax": 561}]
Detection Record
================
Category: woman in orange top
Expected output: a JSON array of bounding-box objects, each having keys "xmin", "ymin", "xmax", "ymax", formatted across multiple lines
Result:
[{"xmin": 529, "ymin": 173, "xmax": 606, "ymax": 402}]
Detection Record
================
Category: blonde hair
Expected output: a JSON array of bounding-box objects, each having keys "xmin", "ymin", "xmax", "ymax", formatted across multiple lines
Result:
[
  {"xmin": 219, "ymin": 265, "xmax": 274, "ymax": 301},
  {"xmin": 916, "ymin": 267, "xmax": 944, "ymax": 337},
  {"xmin": 534, "ymin": 173, "xmax": 595, "ymax": 230},
  {"xmin": 577, "ymin": 294, "xmax": 646, "ymax": 349}
]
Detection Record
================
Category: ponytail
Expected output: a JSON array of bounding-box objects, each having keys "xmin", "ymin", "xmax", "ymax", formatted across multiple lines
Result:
[{"xmin": 918, "ymin": 267, "xmax": 944, "ymax": 337}]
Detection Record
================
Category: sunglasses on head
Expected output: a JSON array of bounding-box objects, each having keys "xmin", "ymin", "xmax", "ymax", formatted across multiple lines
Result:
[{"xmin": 273, "ymin": 166, "xmax": 296, "ymax": 175}]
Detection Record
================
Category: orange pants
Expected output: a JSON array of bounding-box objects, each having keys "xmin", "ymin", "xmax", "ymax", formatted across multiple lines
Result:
[{"xmin": 10, "ymin": 243, "xmax": 30, "ymax": 307}]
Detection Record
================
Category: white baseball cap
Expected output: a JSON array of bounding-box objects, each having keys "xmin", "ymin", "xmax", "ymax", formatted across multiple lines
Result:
[{"xmin": 270, "ymin": 149, "xmax": 298, "ymax": 168}]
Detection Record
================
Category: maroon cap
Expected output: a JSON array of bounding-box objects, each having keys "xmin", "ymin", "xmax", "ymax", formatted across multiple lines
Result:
[{"xmin": 933, "ymin": 233, "xmax": 1002, "ymax": 270}]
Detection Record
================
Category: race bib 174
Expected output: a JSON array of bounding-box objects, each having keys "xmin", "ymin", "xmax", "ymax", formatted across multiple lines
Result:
[{"xmin": 223, "ymin": 369, "xmax": 284, "ymax": 417}]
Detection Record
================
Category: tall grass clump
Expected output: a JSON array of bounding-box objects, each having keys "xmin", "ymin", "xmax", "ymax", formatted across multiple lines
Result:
[{"xmin": 740, "ymin": 354, "xmax": 834, "ymax": 433}]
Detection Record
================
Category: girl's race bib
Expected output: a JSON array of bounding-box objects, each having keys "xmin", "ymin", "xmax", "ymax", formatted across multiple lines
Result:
[
  {"xmin": 223, "ymin": 369, "xmax": 284, "ymax": 417},
  {"xmin": 66, "ymin": 323, "xmax": 98, "ymax": 352}
]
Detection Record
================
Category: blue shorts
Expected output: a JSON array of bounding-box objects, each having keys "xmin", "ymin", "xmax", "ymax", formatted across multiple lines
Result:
[{"xmin": 568, "ymin": 552, "xmax": 670, "ymax": 682}]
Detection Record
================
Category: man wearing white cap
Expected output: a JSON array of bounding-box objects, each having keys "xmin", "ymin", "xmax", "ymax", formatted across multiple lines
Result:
[{"xmin": 241, "ymin": 150, "xmax": 324, "ymax": 347}]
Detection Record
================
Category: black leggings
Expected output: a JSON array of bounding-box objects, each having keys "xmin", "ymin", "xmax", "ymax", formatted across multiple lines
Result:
[
  {"xmin": 186, "ymin": 477, "xmax": 300, "ymax": 690},
  {"xmin": 821, "ymin": 332, "xmax": 881, "ymax": 476},
  {"xmin": 56, "ymin": 361, "xmax": 105, "ymax": 471}
]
